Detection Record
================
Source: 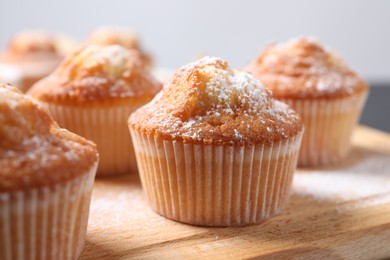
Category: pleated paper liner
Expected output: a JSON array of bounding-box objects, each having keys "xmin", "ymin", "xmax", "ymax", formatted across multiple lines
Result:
[
  {"xmin": 130, "ymin": 129, "xmax": 303, "ymax": 227},
  {"xmin": 42, "ymin": 103, "xmax": 138, "ymax": 176},
  {"xmin": 0, "ymin": 164, "xmax": 97, "ymax": 260},
  {"xmin": 282, "ymin": 91, "xmax": 368, "ymax": 167}
]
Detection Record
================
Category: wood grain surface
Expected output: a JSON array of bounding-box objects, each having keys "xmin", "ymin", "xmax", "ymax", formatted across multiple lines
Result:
[{"xmin": 80, "ymin": 126, "xmax": 390, "ymax": 260}]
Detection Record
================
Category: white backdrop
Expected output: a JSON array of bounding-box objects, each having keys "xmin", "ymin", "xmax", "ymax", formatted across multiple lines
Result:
[{"xmin": 1, "ymin": 0, "xmax": 389, "ymax": 81}]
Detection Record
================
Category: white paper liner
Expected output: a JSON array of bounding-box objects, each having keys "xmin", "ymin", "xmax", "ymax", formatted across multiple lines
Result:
[
  {"xmin": 281, "ymin": 92, "xmax": 368, "ymax": 166},
  {"xmin": 130, "ymin": 129, "xmax": 303, "ymax": 227},
  {"xmin": 0, "ymin": 163, "xmax": 97, "ymax": 260},
  {"xmin": 42, "ymin": 103, "xmax": 137, "ymax": 176}
]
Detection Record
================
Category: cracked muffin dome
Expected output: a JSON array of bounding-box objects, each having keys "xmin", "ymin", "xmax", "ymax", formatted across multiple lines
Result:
[
  {"xmin": 245, "ymin": 37, "xmax": 368, "ymax": 99},
  {"xmin": 87, "ymin": 27, "xmax": 152, "ymax": 67},
  {"xmin": 0, "ymin": 84, "xmax": 98, "ymax": 191},
  {"xmin": 28, "ymin": 44, "xmax": 161, "ymax": 105},
  {"xmin": 129, "ymin": 56, "xmax": 303, "ymax": 145}
]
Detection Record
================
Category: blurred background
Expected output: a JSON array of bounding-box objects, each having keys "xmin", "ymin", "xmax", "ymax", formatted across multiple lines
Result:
[{"xmin": 1, "ymin": 0, "xmax": 389, "ymax": 131}]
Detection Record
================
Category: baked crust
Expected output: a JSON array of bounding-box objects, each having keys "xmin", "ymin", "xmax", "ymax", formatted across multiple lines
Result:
[
  {"xmin": 0, "ymin": 30, "xmax": 76, "ymax": 62},
  {"xmin": 87, "ymin": 27, "xmax": 152, "ymax": 68},
  {"xmin": 129, "ymin": 57, "xmax": 303, "ymax": 145},
  {"xmin": 245, "ymin": 37, "xmax": 368, "ymax": 99},
  {"xmin": 0, "ymin": 84, "xmax": 98, "ymax": 192},
  {"xmin": 0, "ymin": 31, "xmax": 77, "ymax": 91},
  {"xmin": 6, "ymin": 31, "xmax": 60, "ymax": 58},
  {"xmin": 28, "ymin": 45, "xmax": 162, "ymax": 105}
]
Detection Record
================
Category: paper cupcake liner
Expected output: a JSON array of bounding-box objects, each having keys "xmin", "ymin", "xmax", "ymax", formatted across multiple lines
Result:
[
  {"xmin": 43, "ymin": 103, "xmax": 137, "ymax": 176},
  {"xmin": 281, "ymin": 92, "xmax": 368, "ymax": 167},
  {"xmin": 130, "ymin": 129, "xmax": 303, "ymax": 227},
  {"xmin": 0, "ymin": 163, "xmax": 97, "ymax": 260}
]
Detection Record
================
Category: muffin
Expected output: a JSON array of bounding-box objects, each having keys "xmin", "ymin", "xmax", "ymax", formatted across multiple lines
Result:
[
  {"xmin": 28, "ymin": 45, "xmax": 162, "ymax": 176},
  {"xmin": 0, "ymin": 30, "xmax": 77, "ymax": 92},
  {"xmin": 129, "ymin": 57, "xmax": 303, "ymax": 226},
  {"xmin": 0, "ymin": 84, "xmax": 98, "ymax": 259},
  {"xmin": 87, "ymin": 26, "xmax": 152, "ymax": 68},
  {"xmin": 245, "ymin": 37, "xmax": 369, "ymax": 167}
]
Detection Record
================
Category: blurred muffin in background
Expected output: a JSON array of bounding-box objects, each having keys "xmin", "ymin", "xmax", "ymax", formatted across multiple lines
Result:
[
  {"xmin": 0, "ymin": 30, "xmax": 77, "ymax": 92},
  {"xmin": 87, "ymin": 26, "xmax": 153, "ymax": 68},
  {"xmin": 245, "ymin": 37, "xmax": 369, "ymax": 167},
  {"xmin": 28, "ymin": 45, "xmax": 162, "ymax": 176}
]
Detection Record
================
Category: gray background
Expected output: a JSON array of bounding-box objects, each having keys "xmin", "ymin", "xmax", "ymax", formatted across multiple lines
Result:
[{"xmin": 1, "ymin": 0, "xmax": 389, "ymax": 131}]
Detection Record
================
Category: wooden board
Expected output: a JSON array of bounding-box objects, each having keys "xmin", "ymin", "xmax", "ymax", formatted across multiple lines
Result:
[{"xmin": 80, "ymin": 126, "xmax": 390, "ymax": 260}]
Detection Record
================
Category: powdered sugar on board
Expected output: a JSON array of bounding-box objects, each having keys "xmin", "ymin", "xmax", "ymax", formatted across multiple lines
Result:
[
  {"xmin": 293, "ymin": 146, "xmax": 390, "ymax": 207},
  {"xmin": 88, "ymin": 178, "xmax": 170, "ymax": 232}
]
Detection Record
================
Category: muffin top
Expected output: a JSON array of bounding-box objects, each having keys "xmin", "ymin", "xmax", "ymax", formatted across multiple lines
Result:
[
  {"xmin": 0, "ymin": 84, "xmax": 98, "ymax": 192},
  {"xmin": 28, "ymin": 45, "xmax": 162, "ymax": 105},
  {"xmin": 0, "ymin": 31, "xmax": 76, "ymax": 85},
  {"xmin": 245, "ymin": 37, "xmax": 368, "ymax": 99},
  {"xmin": 129, "ymin": 57, "xmax": 303, "ymax": 145},
  {"xmin": 88, "ymin": 27, "xmax": 139, "ymax": 49},
  {"xmin": 1, "ymin": 31, "xmax": 75, "ymax": 62},
  {"xmin": 87, "ymin": 27, "xmax": 152, "ymax": 67}
]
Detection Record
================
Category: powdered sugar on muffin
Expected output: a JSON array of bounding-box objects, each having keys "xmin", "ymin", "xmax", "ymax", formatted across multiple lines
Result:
[
  {"xmin": 87, "ymin": 26, "xmax": 152, "ymax": 67},
  {"xmin": 130, "ymin": 56, "xmax": 302, "ymax": 144},
  {"xmin": 0, "ymin": 84, "xmax": 98, "ymax": 191},
  {"xmin": 245, "ymin": 37, "xmax": 368, "ymax": 99},
  {"xmin": 28, "ymin": 45, "xmax": 161, "ymax": 103}
]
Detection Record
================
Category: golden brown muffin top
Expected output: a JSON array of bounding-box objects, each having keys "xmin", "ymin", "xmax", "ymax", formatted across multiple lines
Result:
[
  {"xmin": 0, "ymin": 84, "xmax": 98, "ymax": 192},
  {"xmin": 0, "ymin": 31, "xmax": 77, "ymax": 83},
  {"xmin": 1, "ymin": 31, "xmax": 75, "ymax": 62},
  {"xmin": 87, "ymin": 27, "xmax": 152, "ymax": 67},
  {"xmin": 28, "ymin": 45, "xmax": 162, "ymax": 105},
  {"xmin": 245, "ymin": 37, "xmax": 368, "ymax": 99},
  {"xmin": 88, "ymin": 27, "xmax": 139, "ymax": 49},
  {"xmin": 129, "ymin": 57, "xmax": 303, "ymax": 145}
]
